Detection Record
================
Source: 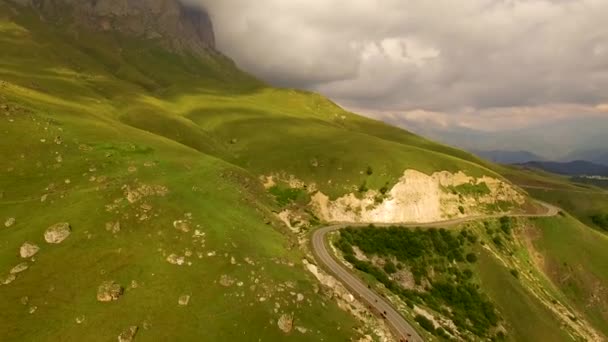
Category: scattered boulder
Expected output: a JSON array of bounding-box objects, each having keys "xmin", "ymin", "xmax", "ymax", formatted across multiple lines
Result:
[
  {"xmin": 20, "ymin": 242, "xmax": 40, "ymax": 258},
  {"xmin": 173, "ymin": 220, "xmax": 190, "ymax": 233},
  {"xmin": 296, "ymin": 293, "xmax": 304, "ymax": 302},
  {"xmin": 4, "ymin": 217, "xmax": 15, "ymax": 228},
  {"xmin": 178, "ymin": 295, "xmax": 190, "ymax": 306},
  {"xmin": 10, "ymin": 262, "xmax": 29, "ymax": 274},
  {"xmin": 97, "ymin": 281, "xmax": 123, "ymax": 302},
  {"xmin": 118, "ymin": 326, "xmax": 138, "ymax": 342},
  {"xmin": 75, "ymin": 315, "xmax": 85, "ymax": 324},
  {"xmin": 1, "ymin": 273, "xmax": 16, "ymax": 285},
  {"xmin": 277, "ymin": 313, "xmax": 294, "ymax": 333},
  {"xmin": 44, "ymin": 222, "xmax": 71, "ymax": 244},
  {"xmin": 166, "ymin": 254, "xmax": 185, "ymax": 265},
  {"xmin": 219, "ymin": 274, "xmax": 235, "ymax": 287},
  {"xmin": 105, "ymin": 221, "xmax": 121, "ymax": 234},
  {"xmin": 54, "ymin": 136, "xmax": 62, "ymax": 145}
]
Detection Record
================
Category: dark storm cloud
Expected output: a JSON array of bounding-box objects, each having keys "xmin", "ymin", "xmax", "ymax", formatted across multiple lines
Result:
[{"xmin": 184, "ymin": 0, "xmax": 608, "ymax": 114}]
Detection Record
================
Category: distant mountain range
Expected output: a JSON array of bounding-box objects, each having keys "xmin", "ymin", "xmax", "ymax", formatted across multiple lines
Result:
[
  {"xmin": 471, "ymin": 150, "xmax": 545, "ymax": 164},
  {"xmin": 564, "ymin": 149, "xmax": 608, "ymax": 167},
  {"xmin": 515, "ymin": 160, "xmax": 608, "ymax": 176},
  {"xmin": 393, "ymin": 115, "xmax": 608, "ymax": 162}
]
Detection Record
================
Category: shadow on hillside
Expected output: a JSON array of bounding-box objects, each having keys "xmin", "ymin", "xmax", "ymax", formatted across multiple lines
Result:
[{"xmin": 0, "ymin": 6, "xmax": 266, "ymax": 108}]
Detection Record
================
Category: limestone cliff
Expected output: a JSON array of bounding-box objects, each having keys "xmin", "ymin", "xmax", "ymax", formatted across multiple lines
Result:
[{"xmin": 9, "ymin": 0, "xmax": 215, "ymax": 55}]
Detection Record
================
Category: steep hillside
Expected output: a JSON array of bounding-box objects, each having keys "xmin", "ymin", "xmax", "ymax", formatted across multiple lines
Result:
[{"xmin": 1, "ymin": 1, "xmax": 602, "ymax": 341}]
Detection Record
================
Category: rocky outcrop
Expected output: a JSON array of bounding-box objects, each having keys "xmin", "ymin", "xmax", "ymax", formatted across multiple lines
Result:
[
  {"xmin": 97, "ymin": 280, "xmax": 123, "ymax": 302},
  {"xmin": 44, "ymin": 222, "xmax": 71, "ymax": 244},
  {"xmin": 277, "ymin": 313, "xmax": 294, "ymax": 333},
  {"xmin": 311, "ymin": 170, "xmax": 525, "ymax": 223},
  {"xmin": 118, "ymin": 326, "xmax": 138, "ymax": 342},
  {"xmin": 11, "ymin": 0, "xmax": 215, "ymax": 56},
  {"xmin": 20, "ymin": 242, "xmax": 40, "ymax": 258}
]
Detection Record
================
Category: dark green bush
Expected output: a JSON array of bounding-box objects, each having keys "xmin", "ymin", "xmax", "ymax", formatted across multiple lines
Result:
[
  {"xmin": 415, "ymin": 315, "xmax": 435, "ymax": 332},
  {"xmin": 466, "ymin": 253, "xmax": 478, "ymax": 263},
  {"xmin": 383, "ymin": 260, "xmax": 397, "ymax": 274}
]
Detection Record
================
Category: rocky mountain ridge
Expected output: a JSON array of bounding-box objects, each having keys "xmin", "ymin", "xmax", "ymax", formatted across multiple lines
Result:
[{"xmin": 8, "ymin": 0, "xmax": 215, "ymax": 55}]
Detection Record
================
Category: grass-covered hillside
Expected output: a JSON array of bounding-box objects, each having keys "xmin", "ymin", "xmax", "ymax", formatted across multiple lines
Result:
[
  {"xmin": 501, "ymin": 165, "xmax": 608, "ymax": 233},
  {"xmin": 332, "ymin": 217, "xmax": 608, "ymax": 341},
  {"xmin": 0, "ymin": 3, "xmax": 523, "ymax": 341},
  {"xmin": 2, "ymin": 2, "xmax": 605, "ymax": 342}
]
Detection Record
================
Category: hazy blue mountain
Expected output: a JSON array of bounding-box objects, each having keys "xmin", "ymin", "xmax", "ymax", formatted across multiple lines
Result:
[
  {"xmin": 392, "ymin": 116, "xmax": 608, "ymax": 161},
  {"xmin": 472, "ymin": 150, "xmax": 545, "ymax": 164},
  {"xmin": 563, "ymin": 149, "xmax": 608, "ymax": 166}
]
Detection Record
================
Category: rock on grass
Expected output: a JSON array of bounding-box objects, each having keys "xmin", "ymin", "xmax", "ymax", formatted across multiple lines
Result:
[
  {"xmin": 1, "ymin": 273, "xmax": 16, "ymax": 285},
  {"xmin": 10, "ymin": 262, "xmax": 28, "ymax": 274},
  {"xmin": 20, "ymin": 242, "xmax": 40, "ymax": 258},
  {"xmin": 277, "ymin": 313, "xmax": 294, "ymax": 333},
  {"xmin": 118, "ymin": 326, "xmax": 138, "ymax": 342},
  {"xmin": 178, "ymin": 295, "xmax": 190, "ymax": 306},
  {"xmin": 97, "ymin": 281, "xmax": 123, "ymax": 302},
  {"xmin": 44, "ymin": 222, "xmax": 71, "ymax": 244},
  {"xmin": 4, "ymin": 217, "xmax": 15, "ymax": 228}
]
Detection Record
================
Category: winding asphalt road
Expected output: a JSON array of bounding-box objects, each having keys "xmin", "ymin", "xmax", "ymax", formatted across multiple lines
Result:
[{"xmin": 311, "ymin": 201, "xmax": 559, "ymax": 342}]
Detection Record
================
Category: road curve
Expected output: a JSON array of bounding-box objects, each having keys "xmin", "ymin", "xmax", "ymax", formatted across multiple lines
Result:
[{"xmin": 311, "ymin": 201, "xmax": 559, "ymax": 342}]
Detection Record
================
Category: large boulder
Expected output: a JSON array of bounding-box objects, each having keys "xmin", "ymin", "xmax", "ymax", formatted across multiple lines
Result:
[
  {"xmin": 277, "ymin": 313, "xmax": 294, "ymax": 333},
  {"xmin": 10, "ymin": 262, "xmax": 29, "ymax": 274},
  {"xmin": 4, "ymin": 217, "xmax": 15, "ymax": 228},
  {"xmin": 97, "ymin": 281, "xmax": 123, "ymax": 302},
  {"xmin": 20, "ymin": 242, "xmax": 40, "ymax": 258},
  {"xmin": 118, "ymin": 326, "xmax": 138, "ymax": 342},
  {"xmin": 44, "ymin": 222, "xmax": 71, "ymax": 244}
]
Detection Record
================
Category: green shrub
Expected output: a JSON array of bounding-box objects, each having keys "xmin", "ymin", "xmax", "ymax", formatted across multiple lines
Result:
[
  {"xmin": 415, "ymin": 315, "xmax": 435, "ymax": 332},
  {"xmin": 449, "ymin": 182, "xmax": 491, "ymax": 197},
  {"xmin": 466, "ymin": 253, "xmax": 478, "ymax": 263},
  {"xmin": 510, "ymin": 269, "xmax": 519, "ymax": 279},
  {"xmin": 499, "ymin": 216, "xmax": 512, "ymax": 235},
  {"xmin": 492, "ymin": 236, "xmax": 503, "ymax": 247},
  {"xmin": 268, "ymin": 186, "xmax": 305, "ymax": 207},
  {"xmin": 366, "ymin": 166, "xmax": 373, "ymax": 175},
  {"xmin": 379, "ymin": 182, "xmax": 390, "ymax": 195},
  {"xmin": 358, "ymin": 181, "xmax": 368, "ymax": 193},
  {"xmin": 383, "ymin": 261, "xmax": 397, "ymax": 274},
  {"xmin": 590, "ymin": 214, "xmax": 608, "ymax": 231}
]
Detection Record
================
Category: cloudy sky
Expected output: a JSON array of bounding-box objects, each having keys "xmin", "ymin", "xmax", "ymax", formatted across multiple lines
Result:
[{"xmin": 189, "ymin": 0, "xmax": 608, "ymax": 149}]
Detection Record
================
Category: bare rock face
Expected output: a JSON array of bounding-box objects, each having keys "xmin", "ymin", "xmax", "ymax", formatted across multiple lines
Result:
[
  {"xmin": 1, "ymin": 273, "xmax": 16, "ymax": 285},
  {"xmin": 20, "ymin": 242, "xmax": 40, "ymax": 258},
  {"xmin": 97, "ymin": 281, "xmax": 124, "ymax": 302},
  {"xmin": 4, "ymin": 217, "xmax": 15, "ymax": 228},
  {"xmin": 14, "ymin": 0, "xmax": 215, "ymax": 56},
  {"xmin": 118, "ymin": 326, "xmax": 138, "ymax": 342},
  {"xmin": 277, "ymin": 313, "xmax": 294, "ymax": 333},
  {"xmin": 44, "ymin": 222, "xmax": 71, "ymax": 244},
  {"xmin": 10, "ymin": 262, "xmax": 29, "ymax": 274},
  {"xmin": 178, "ymin": 294, "xmax": 190, "ymax": 306}
]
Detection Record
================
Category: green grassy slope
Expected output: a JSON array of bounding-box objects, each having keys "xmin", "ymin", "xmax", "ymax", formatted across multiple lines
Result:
[
  {"xmin": 331, "ymin": 220, "xmax": 587, "ymax": 341},
  {"xmin": 527, "ymin": 215, "xmax": 608, "ymax": 337},
  {"xmin": 0, "ymin": 4, "xmax": 510, "ymax": 340},
  {"xmin": 2, "ymin": 3, "xmax": 604, "ymax": 341},
  {"xmin": 475, "ymin": 248, "xmax": 572, "ymax": 342},
  {"xmin": 501, "ymin": 165, "xmax": 608, "ymax": 232},
  {"xmin": 0, "ymin": 6, "xmax": 362, "ymax": 341}
]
